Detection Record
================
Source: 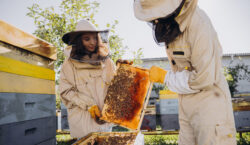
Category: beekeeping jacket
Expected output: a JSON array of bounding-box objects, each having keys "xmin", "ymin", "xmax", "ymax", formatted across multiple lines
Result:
[
  {"xmin": 59, "ymin": 46, "xmax": 115, "ymax": 138},
  {"xmin": 134, "ymin": 0, "xmax": 237, "ymax": 144},
  {"xmin": 166, "ymin": 1, "xmax": 236, "ymax": 145}
]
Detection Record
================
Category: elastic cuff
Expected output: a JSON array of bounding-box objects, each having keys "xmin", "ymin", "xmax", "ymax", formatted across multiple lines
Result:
[
  {"xmin": 164, "ymin": 70, "xmax": 171, "ymax": 84},
  {"xmin": 87, "ymin": 104, "xmax": 97, "ymax": 111}
]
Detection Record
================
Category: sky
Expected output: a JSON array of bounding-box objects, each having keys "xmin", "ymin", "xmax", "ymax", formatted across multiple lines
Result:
[{"xmin": 0, "ymin": 0, "xmax": 250, "ymax": 59}]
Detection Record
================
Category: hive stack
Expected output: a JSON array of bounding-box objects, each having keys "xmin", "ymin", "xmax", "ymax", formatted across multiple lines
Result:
[
  {"xmin": 0, "ymin": 20, "xmax": 57, "ymax": 145},
  {"xmin": 159, "ymin": 90, "xmax": 179, "ymax": 130}
]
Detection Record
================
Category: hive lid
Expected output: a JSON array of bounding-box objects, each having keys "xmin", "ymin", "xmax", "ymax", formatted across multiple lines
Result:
[{"xmin": 0, "ymin": 20, "xmax": 57, "ymax": 60}]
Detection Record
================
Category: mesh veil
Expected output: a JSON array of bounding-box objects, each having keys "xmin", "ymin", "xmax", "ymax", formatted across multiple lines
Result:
[{"xmin": 148, "ymin": 0, "xmax": 186, "ymax": 46}]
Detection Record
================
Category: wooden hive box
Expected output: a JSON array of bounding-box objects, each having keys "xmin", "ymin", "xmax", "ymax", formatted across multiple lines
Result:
[
  {"xmin": 73, "ymin": 131, "xmax": 138, "ymax": 145},
  {"xmin": 0, "ymin": 20, "xmax": 57, "ymax": 145},
  {"xmin": 101, "ymin": 64, "xmax": 152, "ymax": 130},
  {"xmin": 159, "ymin": 90, "xmax": 179, "ymax": 131},
  {"xmin": 140, "ymin": 105, "xmax": 156, "ymax": 131}
]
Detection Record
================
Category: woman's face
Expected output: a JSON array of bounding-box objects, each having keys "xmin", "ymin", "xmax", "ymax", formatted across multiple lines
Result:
[{"xmin": 81, "ymin": 32, "xmax": 98, "ymax": 52}]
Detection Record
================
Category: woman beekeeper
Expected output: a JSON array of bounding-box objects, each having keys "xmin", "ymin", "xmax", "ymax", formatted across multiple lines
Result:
[
  {"xmin": 134, "ymin": 0, "xmax": 236, "ymax": 144},
  {"xmin": 59, "ymin": 19, "xmax": 115, "ymax": 138}
]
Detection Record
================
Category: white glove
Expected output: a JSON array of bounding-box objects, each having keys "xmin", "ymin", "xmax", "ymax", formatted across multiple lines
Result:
[
  {"xmin": 134, "ymin": 132, "xmax": 144, "ymax": 145},
  {"xmin": 164, "ymin": 70, "xmax": 200, "ymax": 94}
]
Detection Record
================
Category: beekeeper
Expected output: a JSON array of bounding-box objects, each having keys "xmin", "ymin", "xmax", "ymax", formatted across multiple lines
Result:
[
  {"xmin": 59, "ymin": 19, "xmax": 115, "ymax": 138},
  {"xmin": 134, "ymin": 0, "xmax": 236, "ymax": 144}
]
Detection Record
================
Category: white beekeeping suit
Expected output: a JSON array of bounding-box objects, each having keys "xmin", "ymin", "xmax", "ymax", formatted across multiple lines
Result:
[
  {"xmin": 134, "ymin": 0, "xmax": 236, "ymax": 144},
  {"xmin": 59, "ymin": 19, "xmax": 115, "ymax": 138}
]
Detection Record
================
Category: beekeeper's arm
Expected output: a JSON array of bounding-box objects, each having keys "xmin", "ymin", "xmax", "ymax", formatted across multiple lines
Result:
[
  {"xmin": 188, "ymin": 24, "xmax": 219, "ymax": 91},
  {"xmin": 149, "ymin": 66, "xmax": 198, "ymax": 94},
  {"xmin": 59, "ymin": 66, "xmax": 101, "ymax": 119},
  {"xmin": 150, "ymin": 26, "xmax": 217, "ymax": 94}
]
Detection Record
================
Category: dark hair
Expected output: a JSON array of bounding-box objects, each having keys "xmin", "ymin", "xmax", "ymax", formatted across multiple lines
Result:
[{"xmin": 71, "ymin": 34, "xmax": 99, "ymax": 60}]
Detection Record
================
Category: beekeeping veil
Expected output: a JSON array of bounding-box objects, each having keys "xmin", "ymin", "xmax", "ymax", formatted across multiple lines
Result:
[
  {"xmin": 62, "ymin": 19, "xmax": 110, "ymax": 65},
  {"xmin": 134, "ymin": 0, "xmax": 198, "ymax": 46}
]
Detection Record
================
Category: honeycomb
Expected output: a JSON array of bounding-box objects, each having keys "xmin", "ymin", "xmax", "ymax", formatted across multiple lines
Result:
[{"xmin": 101, "ymin": 64, "xmax": 150, "ymax": 129}]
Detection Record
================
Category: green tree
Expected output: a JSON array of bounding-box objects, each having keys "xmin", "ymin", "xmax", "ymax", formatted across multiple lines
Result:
[
  {"xmin": 152, "ymin": 83, "xmax": 168, "ymax": 95},
  {"xmin": 224, "ymin": 63, "xmax": 250, "ymax": 96},
  {"xmin": 132, "ymin": 47, "xmax": 144, "ymax": 66}
]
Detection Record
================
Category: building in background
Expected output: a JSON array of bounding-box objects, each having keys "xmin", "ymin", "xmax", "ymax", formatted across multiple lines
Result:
[{"xmin": 222, "ymin": 53, "xmax": 250, "ymax": 94}]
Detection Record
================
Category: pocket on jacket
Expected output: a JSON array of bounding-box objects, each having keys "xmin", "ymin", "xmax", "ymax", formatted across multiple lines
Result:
[
  {"xmin": 76, "ymin": 81, "xmax": 87, "ymax": 87},
  {"xmin": 68, "ymin": 107, "xmax": 82, "ymax": 124},
  {"xmin": 170, "ymin": 48, "xmax": 192, "ymax": 71},
  {"xmin": 215, "ymin": 124, "xmax": 236, "ymax": 144},
  {"xmin": 89, "ymin": 70, "xmax": 102, "ymax": 78},
  {"xmin": 76, "ymin": 81, "xmax": 89, "ymax": 92},
  {"xmin": 68, "ymin": 107, "xmax": 79, "ymax": 117},
  {"xmin": 171, "ymin": 47, "xmax": 191, "ymax": 59}
]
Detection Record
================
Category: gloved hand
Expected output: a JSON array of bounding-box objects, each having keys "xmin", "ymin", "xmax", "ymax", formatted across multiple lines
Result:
[
  {"xmin": 149, "ymin": 66, "xmax": 167, "ymax": 84},
  {"xmin": 116, "ymin": 59, "xmax": 133, "ymax": 66},
  {"xmin": 88, "ymin": 105, "xmax": 106, "ymax": 124},
  {"xmin": 97, "ymin": 34, "xmax": 109, "ymax": 57},
  {"xmin": 88, "ymin": 105, "xmax": 101, "ymax": 118}
]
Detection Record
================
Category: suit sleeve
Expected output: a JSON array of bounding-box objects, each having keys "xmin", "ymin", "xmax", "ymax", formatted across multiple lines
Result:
[{"xmin": 188, "ymin": 23, "xmax": 222, "ymax": 91}]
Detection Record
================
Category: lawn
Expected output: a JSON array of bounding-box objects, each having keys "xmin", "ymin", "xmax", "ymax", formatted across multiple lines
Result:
[
  {"xmin": 56, "ymin": 131, "xmax": 76, "ymax": 145},
  {"xmin": 56, "ymin": 132, "xmax": 250, "ymax": 145},
  {"xmin": 144, "ymin": 133, "xmax": 250, "ymax": 145}
]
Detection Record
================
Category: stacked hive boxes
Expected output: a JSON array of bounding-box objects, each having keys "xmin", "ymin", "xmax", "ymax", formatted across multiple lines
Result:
[
  {"xmin": 159, "ymin": 90, "xmax": 179, "ymax": 131},
  {"xmin": 140, "ymin": 105, "xmax": 156, "ymax": 131},
  {"xmin": 60, "ymin": 103, "xmax": 69, "ymax": 130},
  {"xmin": 159, "ymin": 91, "xmax": 250, "ymax": 132},
  {"xmin": 232, "ymin": 95, "xmax": 250, "ymax": 132},
  {"xmin": 0, "ymin": 20, "xmax": 57, "ymax": 145}
]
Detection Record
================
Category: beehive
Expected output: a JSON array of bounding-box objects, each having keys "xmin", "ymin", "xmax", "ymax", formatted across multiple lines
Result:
[
  {"xmin": 140, "ymin": 105, "xmax": 156, "ymax": 131},
  {"xmin": 73, "ymin": 132, "xmax": 138, "ymax": 145},
  {"xmin": 101, "ymin": 64, "xmax": 152, "ymax": 130},
  {"xmin": 0, "ymin": 20, "xmax": 57, "ymax": 145},
  {"xmin": 159, "ymin": 90, "xmax": 179, "ymax": 131}
]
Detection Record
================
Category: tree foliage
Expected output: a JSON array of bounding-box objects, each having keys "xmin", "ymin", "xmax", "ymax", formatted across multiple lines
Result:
[
  {"xmin": 132, "ymin": 47, "xmax": 144, "ymax": 66},
  {"xmin": 152, "ymin": 84, "xmax": 168, "ymax": 95},
  {"xmin": 27, "ymin": 0, "xmax": 142, "ymax": 83},
  {"xmin": 224, "ymin": 63, "xmax": 250, "ymax": 96},
  {"xmin": 27, "ymin": 0, "xmax": 99, "ymax": 71}
]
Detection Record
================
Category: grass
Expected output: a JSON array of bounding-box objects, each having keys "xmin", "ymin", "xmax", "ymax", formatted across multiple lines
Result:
[
  {"xmin": 236, "ymin": 132, "xmax": 250, "ymax": 145},
  {"xmin": 144, "ymin": 133, "xmax": 250, "ymax": 145},
  {"xmin": 56, "ymin": 131, "xmax": 76, "ymax": 145},
  {"xmin": 56, "ymin": 132, "xmax": 250, "ymax": 145},
  {"xmin": 144, "ymin": 135, "xmax": 178, "ymax": 145}
]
